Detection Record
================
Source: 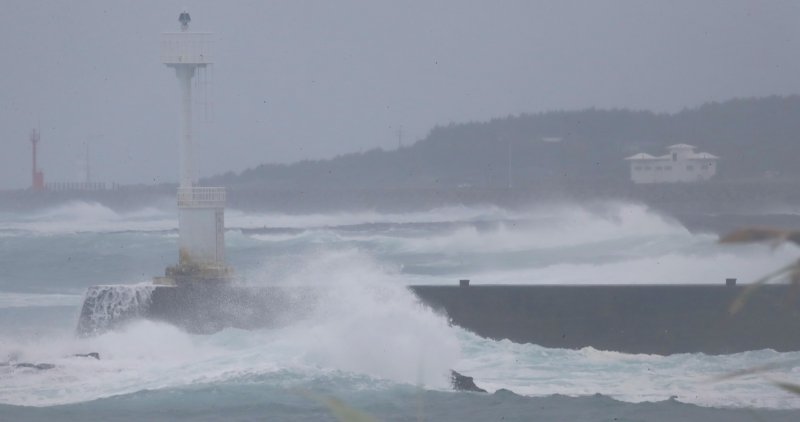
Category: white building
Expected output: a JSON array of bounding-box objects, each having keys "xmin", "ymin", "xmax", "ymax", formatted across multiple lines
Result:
[{"xmin": 625, "ymin": 144, "xmax": 719, "ymax": 184}]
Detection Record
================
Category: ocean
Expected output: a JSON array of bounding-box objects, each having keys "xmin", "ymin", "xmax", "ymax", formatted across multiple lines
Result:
[{"xmin": 1, "ymin": 200, "xmax": 800, "ymax": 421}]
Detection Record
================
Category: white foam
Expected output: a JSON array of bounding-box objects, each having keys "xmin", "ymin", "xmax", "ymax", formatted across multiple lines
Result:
[
  {"xmin": 0, "ymin": 202, "xmax": 512, "ymax": 235},
  {"xmin": 4, "ymin": 200, "xmax": 800, "ymax": 408},
  {"xmin": 244, "ymin": 249, "xmax": 461, "ymax": 386},
  {"xmin": 0, "ymin": 251, "xmax": 460, "ymax": 407},
  {"xmin": 374, "ymin": 203, "xmax": 686, "ymax": 254},
  {"xmin": 455, "ymin": 329, "xmax": 800, "ymax": 409},
  {"xmin": 0, "ymin": 321, "xmax": 227, "ymax": 406},
  {"xmin": 226, "ymin": 203, "xmax": 517, "ymax": 230},
  {"xmin": 239, "ymin": 201, "xmax": 797, "ymax": 286},
  {"xmin": 455, "ymin": 247, "xmax": 800, "ymax": 285},
  {"xmin": 0, "ymin": 201, "xmax": 176, "ymax": 235},
  {"xmin": 76, "ymin": 284, "xmax": 156, "ymax": 335}
]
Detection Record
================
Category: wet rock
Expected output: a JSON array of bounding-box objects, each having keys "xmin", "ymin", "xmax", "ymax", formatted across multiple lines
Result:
[
  {"xmin": 13, "ymin": 362, "xmax": 55, "ymax": 370},
  {"xmin": 74, "ymin": 352, "xmax": 100, "ymax": 360},
  {"xmin": 451, "ymin": 370, "xmax": 487, "ymax": 393}
]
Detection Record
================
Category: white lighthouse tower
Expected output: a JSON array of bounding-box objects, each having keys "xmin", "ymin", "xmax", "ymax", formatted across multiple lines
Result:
[{"xmin": 158, "ymin": 11, "xmax": 229, "ymax": 284}]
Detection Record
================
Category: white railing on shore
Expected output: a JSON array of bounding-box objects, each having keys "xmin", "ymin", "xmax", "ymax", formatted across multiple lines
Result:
[
  {"xmin": 177, "ymin": 187, "xmax": 226, "ymax": 208},
  {"xmin": 46, "ymin": 182, "xmax": 115, "ymax": 191}
]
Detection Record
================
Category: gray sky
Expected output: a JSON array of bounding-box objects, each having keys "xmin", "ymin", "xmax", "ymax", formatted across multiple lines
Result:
[{"xmin": 1, "ymin": 1, "xmax": 799, "ymax": 189}]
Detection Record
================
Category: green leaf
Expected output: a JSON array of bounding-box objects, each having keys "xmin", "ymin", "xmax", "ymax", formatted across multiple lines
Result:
[
  {"xmin": 710, "ymin": 359, "xmax": 800, "ymax": 382},
  {"xmin": 728, "ymin": 261, "xmax": 798, "ymax": 315},
  {"xmin": 774, "ymin": 381, "xmax": 800, "ymax": 396},
  {"xmin": 297, "ymin": 390, "xmax": 380, "ymax": 422}
]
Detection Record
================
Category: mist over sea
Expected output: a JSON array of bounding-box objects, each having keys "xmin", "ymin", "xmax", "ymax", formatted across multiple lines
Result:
[{"xmin": 2, "ymin": 200, "xmax": 800, "ymax": 421}]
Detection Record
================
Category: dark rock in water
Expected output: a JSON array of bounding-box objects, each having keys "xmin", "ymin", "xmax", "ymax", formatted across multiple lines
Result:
[
  {"xmin": 74, "ymin": 352, "xmax": 100, "ymax": 360},
  {"xmin": 451, "ymin": 370, "xmax": 487, "ymax": 393},
  {"xmin": 493, "ymin": 388, "xmax": 519, "ymax": 397},
  {"xmin": 1, "ymin": 354, "xmax": 98, "ymax": 371},
  {"xmin": 13, "ymin": 362, "xmax": 55, "ymax": 370}
]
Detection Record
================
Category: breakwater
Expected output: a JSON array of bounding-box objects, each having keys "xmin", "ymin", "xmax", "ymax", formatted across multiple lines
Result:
[
  {"xmin": 77, "ymin": 283, "xmax": 800, "ymax": 355},
  {"xmin": 411, "ymin": 284, "xmax": 800, "ymax": 355}
]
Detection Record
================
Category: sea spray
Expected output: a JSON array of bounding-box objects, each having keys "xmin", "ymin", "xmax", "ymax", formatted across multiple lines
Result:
[
  {"xmin": 455, "ymin": 329, "xmax": 800, "ymax": 409},
  {"xmin": 243, "ymin": 248, "xmax": 461, "ymax": 388},
  {"xmin": 0, "ymin": 249, "xmax": 461, "ymax": 406},
  {"xmin": 225, "ymin": 203, "xmax": 517, "ymax": 231},
  {"xmin": 3, "ymin": 201, "xmax": 800, "ymax": 411},
  {"xmin": 238, "ymin": 201, "xmax": 800, "ymax": 286},
  {"xmin": 0, "ymin": 201, "xmax": 176, "ymax": 235},
  {"xmin": 76, "ymin": 283, "xmax": 156, "ymax": 336}
]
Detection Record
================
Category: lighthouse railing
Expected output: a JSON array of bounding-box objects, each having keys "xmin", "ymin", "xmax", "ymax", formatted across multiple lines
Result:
[
  {"xmin": 161, "ymin": 32, "xmax": 213, "ymax": 64},
  {"xmin": 177, "ymin": 187, "xmax": 226, "ymax": 208}
]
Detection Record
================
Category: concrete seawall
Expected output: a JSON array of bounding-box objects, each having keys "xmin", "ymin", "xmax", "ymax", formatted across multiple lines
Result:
[
  {"xmin": 410, "ymin": 284, "xmax": 800, "ymax": 355},
  {"xmin": 146, "ymin": 284, "xmax": 318, "ymax": 334},
  {"xmin": 79, "ymin": 283, "xmax": 800, "ymax": 355}
]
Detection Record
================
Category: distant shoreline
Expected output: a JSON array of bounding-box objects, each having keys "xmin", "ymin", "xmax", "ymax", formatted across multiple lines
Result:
[{"xmin": 2, "ymin": 180, "xmax": 800, "ymax": 235}]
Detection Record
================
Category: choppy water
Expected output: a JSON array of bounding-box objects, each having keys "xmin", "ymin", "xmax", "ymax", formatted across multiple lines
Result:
[{"xmin": 1, "ymin": 200, "xmax": 800, "ymax": 420}]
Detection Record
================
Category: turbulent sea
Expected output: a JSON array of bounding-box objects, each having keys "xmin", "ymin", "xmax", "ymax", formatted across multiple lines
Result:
[{"xmin": 2, "ymin": 200, "xmax": 800, "ymax": 421}]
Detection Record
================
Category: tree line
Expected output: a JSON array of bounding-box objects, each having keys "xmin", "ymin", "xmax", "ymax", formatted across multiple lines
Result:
[{"xmin": 205, "ymin": 95, "xmax": 800, "ymax": 191}]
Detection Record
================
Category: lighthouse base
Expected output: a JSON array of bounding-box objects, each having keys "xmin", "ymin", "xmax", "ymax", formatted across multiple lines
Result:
[
  {"xmin": 77, "ymin": 283, "xmax": 317, "ymax": 335},
  {"xmin": 154, "ymin": 262, "xmax": 233, "ymax": 286}
]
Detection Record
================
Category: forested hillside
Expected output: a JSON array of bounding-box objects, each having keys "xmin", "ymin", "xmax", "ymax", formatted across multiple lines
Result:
[{"xmin": 206, "ymin": 96, "xmax": 800, "ymax": 191}]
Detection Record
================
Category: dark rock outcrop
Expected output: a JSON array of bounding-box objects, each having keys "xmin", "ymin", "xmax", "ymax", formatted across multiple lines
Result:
[
  {"xmin": 74, "ymin": 352, "xmax": 100, "ymax": 360},
  {"xmin": 451, "ymin": 370, "xmax": 487, "ymax": 393},
  {"xmin": 11, "ymin": 363, "xmax": 56, "ymax": 370}
]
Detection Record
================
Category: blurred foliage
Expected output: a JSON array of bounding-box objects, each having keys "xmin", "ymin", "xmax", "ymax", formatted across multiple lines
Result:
[
  {"xmin": 719, "ymin": 228, "xmax": 800, "ymax": 315},
  {"xmin": 719, "ymin": 227, "xmax": 800, "ymax": 395},
  {"xmin": 298, "ymin": 390, "xmax": 379, "ymax": 422},
  {"xmin": 319, "ymin": 396, "xmax": 379, "ymax": 422}
]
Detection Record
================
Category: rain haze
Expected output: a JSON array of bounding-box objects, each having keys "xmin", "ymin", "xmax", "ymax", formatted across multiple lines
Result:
[
  {"xmin": 6, "ymin": 2, "xmax": 800, "ymax": 421},
  {"xmin": 1, "ymin": 0, "xmax": 799, "ymax": 189}
]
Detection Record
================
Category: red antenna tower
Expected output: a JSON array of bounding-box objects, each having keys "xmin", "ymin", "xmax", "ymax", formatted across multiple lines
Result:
[{"xmin": 30, "ymin": 129, "xmax": 44, "ymax": 190}]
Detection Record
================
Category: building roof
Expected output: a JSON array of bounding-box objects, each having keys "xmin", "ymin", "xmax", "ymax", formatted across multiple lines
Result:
[
  {"xmin": 624, "ymin": 153, "xmax": 659, "ymax": 160},
  {"xmin": 667, "ymin": 143, "xmax": 696, "ymax": 150},
  {"xmin": 625, "ymin": 144, "xmax": 719, "ymax": 161}
]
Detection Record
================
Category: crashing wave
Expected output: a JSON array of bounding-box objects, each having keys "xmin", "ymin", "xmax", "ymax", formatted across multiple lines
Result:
[{"xmin": 76, "ymin": 284, "xmax": 155, "ymax": 336}]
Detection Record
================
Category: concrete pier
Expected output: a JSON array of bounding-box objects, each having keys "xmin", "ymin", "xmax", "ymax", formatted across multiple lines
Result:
[
  {"xmin": 78, "ymin": 283, "xmax": 800, "ymax": 355},
  {"xmin": 411, "ymin": 284, "xmax": 800, "ymax": 355}
]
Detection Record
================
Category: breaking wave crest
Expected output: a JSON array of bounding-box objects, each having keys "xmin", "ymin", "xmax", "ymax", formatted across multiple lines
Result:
[
  {"xmin": 0, "ymin": 202, "xmax": 176, "ymax": 235},
  {"xmin": 4, "ymin": 200, "xmax": 800, "ymax": 411},
  {"xmin": 237, "ymin": 201, "xmax": 799, "ymax": 286},
  {"xmin": 1, "ymin": 250, "xmax": 460, "ymax": 406},
  {"xmin": 75, "ymin": 284, "xmax": 156, "ymax": 336}
]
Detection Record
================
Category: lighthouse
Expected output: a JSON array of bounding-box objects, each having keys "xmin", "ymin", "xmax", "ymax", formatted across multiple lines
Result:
[
  {"xmin": 158, "ymin": 11, "xmax": 230, "ymax": 284},
  {"xmin": 30, "ymin": 129, "xmax": 45, "ymax": 190}
]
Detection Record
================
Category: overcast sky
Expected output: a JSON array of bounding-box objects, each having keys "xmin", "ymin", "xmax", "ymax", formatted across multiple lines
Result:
[{"xmin": 1, "ymin": 1, "xmax": 799, "ymax": 189}]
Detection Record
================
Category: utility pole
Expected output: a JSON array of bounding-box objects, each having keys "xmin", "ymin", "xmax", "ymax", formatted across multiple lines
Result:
[
  {"xmin": 84, "ymin": 141, "xmax": 91, "ymax": 184},
  {"xmin": 397, "ymin": 125, "xmax": 404, "ymax": 149},
  {"xmin": 507, "ymin": 138, "xmax": 512, "ymax": 190}
]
